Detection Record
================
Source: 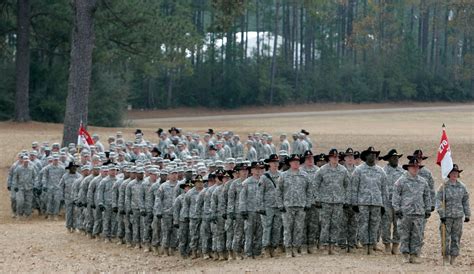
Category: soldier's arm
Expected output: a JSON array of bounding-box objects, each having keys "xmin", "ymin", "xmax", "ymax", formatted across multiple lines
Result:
[
  {"xmin": 276, "ymin": 176, "xmax": 284, "ymax": 209},
  {"xmin": 428, "ymin": 173, "xmax": 436, "ymax": 208},
  {"xmin": 381, "ymin": 172, "xmax": 389, "ymax": 208},
  {"xmin": 462, "ymin": 185, "xmax": 471, "ymax": 218},
  {"xmin": 124, "ymin": 183, "xmax": 132, "ymax": 212},
  {"xmin": 97, "ymin": 181, "xmax": 104, "ymax": 207},
  {"xmin": 227, "ymin": 184, "xmax": 235, "ymax": 214},
  {"xmin": 423, "ymin": 182, "xmax": 431, "ymax": 213},
  {"xmin": 351, "ymin": 169, "xmax": 360, "ymax": 205},
  {"xmin": 238, "ymin": 183, "xmax": 247, "ymax": 213},
  {"xmin": 154, "ymin": 187, "xmax": 164, "ymax": 215},
  {"xmin": 391, "ymin": 179, "xmax": 402, "ymax": 212},
  {"xmin": 314, "ymin": 169, "xmax": 323, "ymax": 203},
  {"xmin": 256, "ymin": 178, "xmax": 265, "ymax": 211},
  {"xmin": 210, "ymin": 191, "xmax": 218, "ymax": 218},
  {"xmin": 138, "ymin": 184, "xmax": 146, "ymax": 212},
  {"xmin": 173, "ymin": 197, "xmax": 181, "ymax": 224},
  {"xmin": 435, "ymin": 186, "xmax": 445, "ymax": 218},
  {"xmin": 343, "ymin": 170, "xmax": 351, "ymax": 205},
  {"xmin": 183, "ymin": 193, "xmax": 190, "ymax": 218},
  {"xmin": 196, "ymin": 192, "xmax": 204, "ymax": 218}
]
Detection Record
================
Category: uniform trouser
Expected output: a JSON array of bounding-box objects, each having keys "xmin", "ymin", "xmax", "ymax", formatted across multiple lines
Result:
[
  {"xmin": 339, "ymin": 207, "xmax": 358, "ymax": 247},
  {"xmin": 303, "ymin": 205, "xmax": 320, "ymax": 248},
  {"xmin": 359, "ymin": 205, "xmax": 381, "ymax": 245},
  {"xmin": 398, "ymin": 215, "xmax": 423, "ymax": 255},
  {"xmin": 151, "ymin": 216, "xmax": 161, "ymax": 247},
  {"xmin": 85, "ymin": 206, "xmax": 94, "ymax": 233},
  {"xmin": 111, "ymin": 211, "xmax": 118, "ymax": 237},
  {"xmin": 116, "ymin": 212, "xmax": 125, "ymax": 239},
  {"xmin": 92, "ymin": 208, "xmax": 103, "ymax": 236},
  {"xmin": 212, "ymin": 216, "xmax": 226, "ymax": 252},
  {"xmin": 320, "ymin": 203, "xmax": 343, "ymax": 245},
  {"xmin": 142, "ymin": 213, "xmax": 154, "ymax": 244},
  {"xmin": 232, "ymin": 216, "xmax": 245, "ymax": 253},
  {"xmin": 225, "ymin": 218, "xmax": 234, "ymax": 251},
  {"xmin": 9, "ymin": 190, "xmax": 16, "ymax": 215},
  {"xmin": 161, "ymin": 215, "xmax": 177, "ymax": 249},
  {"xmin": 15, "ymin": 189, "xmax": 33, "ymax": 217},
  {"xmin": 64, "ymin": 201, "xmax": 75, "ymax": 229},
  {"xmin": 75, "ymin": 206, "xmax": 84, "ymax": 230},
  {"xmin": 244, "ymin": 212, "xmax": 262, "ymax": 256},
  {"xmin": 102, "ymin": 207, "xmax": 113, "ymax": 238},
  {"xmin": 381, "ymin": 207, "xmax": 399, "ymax": 244},
  {"xmin": 282, "ymin": 207, "xmax": 306, "ymax": 248},
  {"xmin": 440, "ymin": 217, "xmax": 463, "ymax": 256},
  {"xmin": 32, "ymin": 190, "xmax": 42, "ymax": 212},
  {"xmin": 201, "ymin": 217, "xmax": 212, "ymax": 253},
  {"xmin": 190, "ymin": 218, "xmax": 201, "ymax": 251},
  {"xmin": 40, "ymin": 192, "xmax": 48, "ymax": 214},
  {"xmin": 179, "ymin": 220, "xmax": 190, "ymax": 256},
  {"xmin": 261, "ymin": 208, "xmax": 282, "ymax": 248},
  {"xmin": 124, "ymin": 212, "xmax": 133, "ymax": 243},
  {"xmin": 131, "ymin": 210, "xmax": 142, "ymax": 244},
  {"xmin": 46, "ymin": 190, "xmax": 62, "ymax": 215}
]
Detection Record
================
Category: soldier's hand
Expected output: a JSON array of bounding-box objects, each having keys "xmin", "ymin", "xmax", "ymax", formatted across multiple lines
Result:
[
  {"xmin": 424, "ymin": 212, "xmax": 431, "ymax": 219},
  {"xmin": 120, "ymin": 210, "xmax": 126, "ymax": 215},
  {"xmin": 184, "ymin": 217, "xmax": 190, "ymax": 222},
  {"xmin": 241, "ymin": 212, "xmax": 248, "ymax": 220},
  {"xmin": 304, "ymin": 206, "xmax": 311, "ymax": 212},
  {"xmin": 279, "ymin": 207, "xmax": 286, "ymax": 213},
  {"xmin": 352, "ymin": 206, "xmax": 359, "ymax": 213},
  {"xmin": 91, "ymin": 204, "xmax": 96, "ymax": 209},
  {"xmin": 14, "ymin": 187, "xmax": 18, "ymax": 192},
  {"xmin": 99, "ymin": 205, "xmax": 105, "ymax": 212},
  {"xmin": 112, "ymin": 207, "xmax": 118, "ymax": 213},
  {"xmin": 83, "ymin": 203, "xmax": 87, "ymax": 207},
  {"xmin": 440, "ymin": 217, "xmax": 446, "ymax": 223},
  {"xmin": 464, "ymin": 217, "xmax": 470, "ymax": 223},
  {"xmin": 395, "ymin": 211, "xmax": 403, "ymax": 219},
  {"xmin": 229, "ymin": 212, "xmax": 236, "ymax": 220},
  {"xmin": 7, "ymin": 186, "xmax": 11, "ymax": 191},
  {"xmin": 42, "ymin": 188, "xmax": 47, "ymax": 192},
  {"xmin": 343, "ymin": 204, "xmax": 350, "ymax": 209},
  {"xmin": 156, "ymin": 214, "xmax": 162, "ymax": 219},
  {"xmin": 381, "ymin": 207, "xmax": 385, "ymax": 216},
  {"xmin": 140, "ymin": 211, "xmax": 146, "ymax": 217},
  {"xmin": 221, "ymin": 214, "xmax": 227, "ymax": 220},
  {"xmin": 210, "ymin": 216, "xmax": 217, "ymax": 223},
  {"xmin": 257, "ymin": 210, "xmax": 266, "ymax": 216},
  {"xmin": 77, "ymin": 202, "xmax": 82, "ymax": 207},
  {"xmin": 314, "ymin": 202, "xmax": 322, "ymax": 209},
  {"xmin": 174, "ymin": 223, "xmax": 179, "ymax": 228},
  {"xmin": 431, "ymin": 206, "xmax": 435, "ymax": 212}
]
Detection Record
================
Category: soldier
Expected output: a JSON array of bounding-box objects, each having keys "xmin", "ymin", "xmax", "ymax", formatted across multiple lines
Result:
[
  {"xmin": 174, "ymin": 179, "xmax": 193, "ymax": 258},
  {"xmin": 73, "ymin": 165, "xmax": 91, "ymax": 233},
  {"xmin": 232, "ymin": 135, "xmax": 244, "ymax": 158},
  {"xmin": 7, "ymin": 154, "xmax": 22, "ymax": 218},
  {"xmin": 224, "ymin": 168, "xmax": 238, "ymax": 260},
  {"xmin": 186, "ymin": 175, "xmax": 205, "ymax": 259},
  {"xmin": 245, "ymin": 141, "xmax": 258, "ymax": 162},
  {"xmin": 392, "ymin": 158, "xmax": 431, "ymax": 263},
  {"xmin": 151, "ymin": 169, "xmax": 166, "ymax": 251},
  {"xmin": 277, "ymin": 154, "xmax": 311, "ymax": 258},
  {"xmin": 351, "ymin": 147, "xmax": 388, "ymax": 254},
  {"xmin": 97, "ymin": 164, "xmax": 120, "ymax": 242},
  {"xmin": 314, "ymin": 149, "xmax": 351, "ymax": 254},
  {"xmin": 200, "ymin": 172, "xmax": 218, "ymax": 259},
  {"xmin": 42, "ymin": 154, "xmax": 65, "ymax": 220},
  {"xmin": 315, "ymin": 153, "xmax": 327, "ymax": 168},
  {"xmin": 89, "ymin": 166, "xmax": 108, "ymax": 239},
  {"xmin": 11, "ymin": 155, "xmax": 38, "ymax": 219},
  {"xmin": 143, "ymin": 167, "xmax": 160, "ymax": 252},
  {"xmin": 81, "ymin": 165, "xmax": 100, "ymax": 237},
  {"xmin": 155, "ymin": 169, "xmax": 179, "ymax": 256},
  {"xmin": 126, "ymin": 166, "xmax": 146, "ymax": 248},
  {"xmin": 258, "ymin": 154, "xmax": 283, "ymax": 258},
  {"xmin": 227, "ymin": 162, "xmax": 250, "ymax": 259},
  {"xmin": 60, "ymin": 162, "xmax": 82, "ymax": 232},
  {"xmin": 111, "ymin": 166, "xmax": 127, "ymax": 244},
  {"xmin": 436, "ymin": 164, "xmax": 470, "ymax": 265},
  {"xmin": 211, "ymin": 169, "xmax": 232, "ymax": 260},
  {"xmin": 379, "ymin": 149, "xmax": 404, "ymax": 254},
  {"xmin": 299, "ymin": 150, "xmax": 320, "ymax": 254},
  {"xmin": 279, "ymin": 134, "xmax": 290, "ymax": 154},
  {"xmin": 339, "ymin": 148, "xmax": 358, "ymax": 251},
  {"xmin": 120, "ymin": 167, "xmax": 136, "ymax": 245}
]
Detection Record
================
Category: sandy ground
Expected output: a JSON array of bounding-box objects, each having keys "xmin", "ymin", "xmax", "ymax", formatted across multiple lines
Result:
[{"xmin": 0, "ymin": 103, "xmax": 473, "ymax": 272}]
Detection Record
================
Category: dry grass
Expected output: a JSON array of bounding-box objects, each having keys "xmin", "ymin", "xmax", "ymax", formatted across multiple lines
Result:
[{"xmin": 0, "ymin": 104, "xmax": 473, "ymax": 272}]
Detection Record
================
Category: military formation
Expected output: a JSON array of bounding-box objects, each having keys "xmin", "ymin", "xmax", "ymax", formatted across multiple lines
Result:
[{"xmin": 6, "ymin": 128, "xmax": 470, "ymax": 265}]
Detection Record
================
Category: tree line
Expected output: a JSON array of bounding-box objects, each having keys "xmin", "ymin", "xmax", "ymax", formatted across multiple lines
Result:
[{"xmin": 1, "ymin": 0, "xmax": 472, "ymax": 128}]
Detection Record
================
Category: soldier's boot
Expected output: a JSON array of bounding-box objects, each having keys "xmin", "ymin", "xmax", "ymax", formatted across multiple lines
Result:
[
  {"xmin": 191, "ymin": 250, "xmax": 197, "ymax": 259},
  {"xmin": 355, "ymin": 242, "xmax": 363, "ymax": 249},
  {"xmin": 391, "ymin": 243, "xmax": 400, "ymax": 255},
  {"xmin": 366, "ymin": 245, "xmax": 372, "ymax": 255},
  {"xmin": 285, "ymin": 248, "xmax": 293, "ymax": 258},
  {"xmin": 402, "ymin": 253, "xmax": 410, "ymax": 263},
  {"xmin": 262, "ymin": 247, "xmax": 271, "ymax": 258},
  {"xmin": 213, "ymin": 251, "xmax": 219, "ymax": 261},
  {"xmin": 134, "ymin": 244, "xmax": 141, "ymax": 249},
  {"xmin": 300, "ymin": 245, "xmax": 308, "ymax": 255},
  {"xmin": 54, "ymin": 216, "xmax": 59, "ymax": 221},
  {"xmin": 308, "ymin": 245, "xmax": 317, "ymax": 254},
  {"xmin": 117, "ymin": 239, "xmax": 123, "ymax": 245},
  {"xmin": 347, "ymin": 246, "xmax": 354, "ymax": 253},
  {"xmin": 409, "ymin": 254, "xmax": 420, "ymax": 264},
  {"xmin": 384, "ymin": 243, "xmax": 391, "ymax": 254},
  {"xmin": 169, "ymin": 248, "xmax": 175, "ymax": 256},
  {"xmin": 443, "ymin": 256, "xmax": 450, "ymax": 265},
  {"xmin": 237, "ymin": 252, "xmax": 244, "ymax": 260},
  {"xmin": 373, "ymin": 244, "xmax": 382, "ymax": 252},
  {"xmin": 293, "ymin": 247, "xmax": 301, "ymax": 257},
  {"xmin": 143, "ymin": 244, "xmax": 151, "ymax": 253},
  {"xmin": 450, "ymin": 256, "xmax": 457, "ymax": 265},
  {"xmin": 218, "ymin": 252, "xmax": 226, "ymax": 261},
  {"xmin": 203, "ymin": 253, "xmax": 210, "ymax": 260}
]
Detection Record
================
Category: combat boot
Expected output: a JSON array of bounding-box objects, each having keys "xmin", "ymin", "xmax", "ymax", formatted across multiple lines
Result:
[
  {"xmin": 308, "ymin": 245, "xmax": 317, "ymax": 254},
  {"xmin": 327, "ymin": 245, "xmax": 333, "ymax": 255},
  {"xmin": 213, "ymin": 252, "xmax": 219, "ymax": 261},
  {"xmin": 285, "ymin": 248, "xmax": 293, "ymax": 258},
  {"xmin": 391, "ymin": 243, "xmax": 400, "ymax": 255},
  {"xmin": 293, "ymin": 247, "xmax": 301, "ymax": 257},
  {"xmin": 450, "ymin": 255, "xmax": 457, "ymax": 265},
  {"xmin": 300, "ymin": 245, "xmax": 308, "ymax": 255},
  {"xmin": 402, "ymin": 253, "xmax": 410, "ymax": 263},
  {"xmin": 384, "ymin": 243, "xmax": 391, "ymax": 254},
  {"xmin": 237, "ymin": 252, "xmax": 244, "ymax": 260},
  {"xmin": 443, "ymin": 256, "xmax": 450, "ymax": 265},
  {"xmin": 218, "ymin": 252, "xmax": 226, "ymax": 261},
  {"xmin": 143, "ymin": 244, "xmax": 151, "ymax": 253},
  {"xmin": 191, "ymin": 250, "xmax": 198, "ymax": 259},
  {"xmin": 262, "ymin": 247, "xmax": 271, "ymax": 258},
  {"xmin": 373, "ymin": 244, "xmax": 382, "ymax": 251},
  {"xmin": 203, "ymin": 253, "xmax": 210, "ymax": 260},
  {"xmin": 409, "ymin": 254, "xmax": 420, "ymax": 264},
  {"xmin": 227, "ymin": 250, "xmax": 235, "ymax": 261}
]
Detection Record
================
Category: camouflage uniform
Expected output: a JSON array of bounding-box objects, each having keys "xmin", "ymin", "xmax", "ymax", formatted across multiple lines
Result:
[
  {"xmin": 239, "ymin": 176, "xmax": 263, "ymax": 257},
  {"xmin": 155, "ymin": 180, "xmax": 178, "ymax": 250},
  {"xmin": 72, "ymin": 175, "xmax": 85, "ymax": 230},
  {"xmin": 12, "ymin": 164, "xmax": 37, "ymax": 217},
  {"xmin": 351, "ymin": 163, "xmax": 388, "ymax": 246},
  {"xmin": 42, "ymin": 164, "xmax": 65, "ymax": 216},
  {"xmin": 79, "ymin": 173, "xmax": 97, "ymax": 234},
  {"xmin": 111, "ymin": 176, "xmax": 125, "ymax": 240},
  {"xmin": 258, "ymin": 170, "xmax": 283, "ymax": 250},
  {"xmin": 246, "ymin": 147, "xmax": 258, "ymax": 163},
  {"xmin": 314, "ymin": 163, "xmax": 351, "ymax": 246},
  {"xmin": 7, "ymin": 162, "xmax": 19, "ymax": 216},
  {"xmin": 277, "ymin": 169, "xmax": 311, "ymax": 250},
  {"xmin": 174, "ymin": 193, "xmax": 190, "ymax": 257},
  {"xmin": 125, "ymin": 177, "xmax": 146, "ymax": 245},
  {"xmin": 143, "ymin": 178, "xmax": 159, "ymax": 247},
  {"xmin": 88, "ymin": 174, "xmax": 106, "ymax": 237},
  {"xmin": 97, "ymin": 175, "xmax": 119, "ymax": 239},
  {"xmin": 339, "ymin": 164, "xmax": 358, "ymax": 248},
  {"xmin": 60, "ymin": 172, "xmax": 82, "ymax": 229},
  {"xmin": 119, "ymin": 177, "xmax": 133, "ymax": 244},
  {"xmin": 300, "ymin": 165, "xmax": 320, "ymax": 251},
  {"xmin": 202, "ymin": 184, "xmax": 217, "ymax": 254},
  {"xmin": 381, "ymin": 165, "xmax": 404, "ymax": 244},
  {"xmin": 392, "ymin": 173, "xmax": 431, "ymax": 255},
  {"xmin": 222, "ymin": 179, "xmax": 235, "ymax": 253},
  {"xmin": 211, "ymin": 183, "xmax": 227, "ymax": 254},
  {"xmin": 185, "ymin": 187, "xmax": 203, "ymax": 253},
  {"xmin": 228, "ymin": 178, "xmax": 245, "ymax": 253},
  {"xmin": 418, "ymin": 167, "xmax": 436, "ymax": 242},
  {"xmin": 436, "ymin": 180, "xmax": 470, "ymax": 256}
]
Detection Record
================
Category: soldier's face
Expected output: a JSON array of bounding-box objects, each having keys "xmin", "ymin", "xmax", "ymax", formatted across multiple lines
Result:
[
  {"xmin": 448, "ymin": 171, "xmax": 458, "ymax": 181},
  {"xmin": 289, "ymin": 161, "xmax": 300, "ymax": 170},
  {"xmin": 137, "ymin": 173, "xmax": 144, "ymax": 180},
  {"xmin": 344, "ymin": 155, "xmax": 354, "ymax": 165},
  {"xmin": 239, "ymin": 169, "xmax": 249, "ymax": 178},
  {"xmin": 169, "ymin": 172, "xmax": 178, "ymax": 181},
  {"xmin": 388, "ymin": 156, "xmax": 399, "ymax": 167},
  {"xmin": 82, "ymin": 170, "xmax": 90, "ymax": 176},
  {"xmin": 195, "ymin": 181, "xmax": 204, "ymax": 190},
  {"xmin": 305, "ymin": 157, "xmax": 314, "ymax": 166},
  {"xmin": 269, "ymin": 161, "xmax": 279, "ymax": 170},
  {"xmin": 366, "ymin": 154, "xmax": 376, "ymax": 165},
  {"xmin": 109, "ymin": 169, "xmax": 117, "ymax": 176},
  {"xmin": 150, "ymin": 174, "xmax": 158, "ymax": 181},
  {"xmin": 92, "ymin": 169, "xmax": 100, "ymax": 176},
  {"xmin": 329, "ymin": 156, "xmax": 338, "ymax": 165},
  {"xmin": 408, "ymin": 166, "xmax": 419, "ymax": 176}
]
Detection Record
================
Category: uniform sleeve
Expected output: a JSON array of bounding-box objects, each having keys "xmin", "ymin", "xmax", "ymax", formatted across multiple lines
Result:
[
  {"xmin": 196, "ymin": 192, "xmax": 204, "ymax": 218},
  {"xmin": 343, "ymin": 170, "xmax": 351, "ymax": 205},
  {"xmin": 391, "ymin": 179, "xmax": 402, "ymax": 212},
  {"xmin": 462, "ymin": 185, "xmax": 471, "ymax": 217},
  {"xmin": 239, "ymin": 183, "xmax": 248, "ymax": 213},
  {"xmin": 183, "ymin": 194, "xmax": 190, "ymax": 218},
  {"xmin": 435, "ymin": 185, "xmax": 445, "ymax": 218},
  {"xmin": 210, "ymin": 190, "xmax": 218, "ymax": 218},
  {"xmin": 276, "ymin": 175, "xmax": 284, "ymax": 209},
  {"xmin": 256, "ymin": 178, "xmax": 265, "ymax": 211},
  {"xmin": 59, "ymin": 175, "xmax": 66, "ymax": 200},
  {"xmin": 173, "ymin": 197, "xmax": 181, "ymax": 224},
  {"xmin": 125, "ymin": 183, "xmax": 132, "ymax": 212},
  {"xmin": 381, "ymin": 172, "xmax": 388, "ymax": 208},
  {"xmin": 351, "ymin": 169, "xmax": 360, "ymax": 205},
  {"xmin": 305, "ymin": 176, "xmax": 311, "ymax": 208},
  {"xmin": 427, "ymin": 173, "xmax": 436, "ymax": 208},
  {"xmin": 227, "ymin": 183, "xmax": 235, "ymax": 214},
  {"xmin": 87, "ymin": 180, "xmax": 95, "ymax": 206},
  {"xmin": 138, "ymin": 183, "xmax": 146, "ymax": 212},
  {"xmin": 423, "ymin": 182, "xmax": 431, "ymax": 213},
  {"xmin": 97, "ymin": 180, "xmax": 105, "ymax": 206},
  {"xmin": 154, "ymin": 187, "xmax": 164, "ymax": 215},
  {"xmin": 314, "ymin": 169, "xmax": 323, "ymax": 203}
]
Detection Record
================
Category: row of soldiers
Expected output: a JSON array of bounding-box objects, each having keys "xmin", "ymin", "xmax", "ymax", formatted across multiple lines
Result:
[{"xmin": 7, "ymin": 132, "xmax": 470, "ymax": 265}]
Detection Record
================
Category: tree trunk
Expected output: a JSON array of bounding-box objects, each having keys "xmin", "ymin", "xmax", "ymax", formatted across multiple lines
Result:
[
  {"xmin": 167, "ymin": 70, "xmax": 173, "ymax": 107},
  {"xmin": 14, "ymin": 0, "xmax": 31, "ymax": 122},
  {"xmin": 269, "ymin": 0, "xmax": 280, "ymax": 105},
  {"xmin": 62, "ymin": 0, "xmax": 98, "ymax": 146}
]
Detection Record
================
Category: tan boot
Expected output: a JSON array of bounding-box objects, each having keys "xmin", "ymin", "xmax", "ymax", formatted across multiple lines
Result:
[
  {"xmin": 203, "ymin": 253, "xmax": 210, "ymax": 260},
  {"xmin": 402, "ymin": 253, "xmax": 410, "ymax": 263},
  {"xmin": 218, "ymin": 252, "xmax": 226, "ymax": 261},
  {"xmin": 450, "ymin": 255, "xmax": 456, "ymax": 265},
  {"xmin": 384, "ymin": 243, "xmax": 391, "ymax": 254},
  {"xmin": 227, "ymin": 250, "xmax": 234, "ymax": 261},
  {"xmin": 373, "ymin": 244, "xmax": 382, "ymax": 251},
  {"xmin": 262, "ymin": 247, "xmax": 271, "ymax": 258},
  {"xmin": 300, "ymin": 245, "xmax": 308, "ymax": 255},
  {"xmin": 237, "ymin": 252, "xmax": 244, "ymax": 260},
  {"xmin": 391, "ymin": 243, "xmax": 400, "ymax": 255},
  {"xmin": 443, "ymin": 256, "xmax": 450, "ymax": 265},
  {"xmin": 285, "ymin": 248, "xmax": 293, "ymax": 258},
  {"xmin": 269, "ymin": 247, "xmax": 275, "ymax": 257},
  {"xmin": 308, "ymin": 245, "xmax": 317, "ymax": 254},
  {"xmin": 293, "ymin": 247, "xmax": 301, "ymax": 257},
  {"xmin": 409, "ymin": 254, "xmax": 420, "ymax": 264},
  {"xmin": 213, "ymin": 251, "xmax": 219, "ymax": 261}
]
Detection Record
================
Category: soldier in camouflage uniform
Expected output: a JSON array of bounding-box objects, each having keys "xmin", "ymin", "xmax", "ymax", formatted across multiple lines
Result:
[
  {"xmin": 60, "ymin": 162, "xmax": 82, "ymax": 231},
  {"xmin": 89, "ymin": 166, "xmax": 108, "ymax": 239},
  {"xmin": 155, "ymin": 169, "xmax": 179, "ymax": 255},
  {"xmin": 240, "ymin": 162, "xmax": 264, "ymax": 258},
  {"xmin": 392, "ymin": 158, "xmax": 431, "ymax": 263},
  {"xmin": 258, "ymin": 154, "xmax": 283, "ymax": 258},
  {"xmin": 142, "ymin": 167, "xmax": 159, "ymax": 252},
  {"xmin": 112, "ymin": 166, "xmax": 128, "ymax": 244},
  {"xmin": 7, "ymin": 154, "xmax": 22, "ymax": 218},
  {"xmin": 185, "ymin": 175, "xmax": 204, "ymax": 259},
  {"xmin": 120, "ymin": 167, "xmax": 136, "ymax": 245},
  {"xmin": 210, "ymin": 169, "xmax": 232, "ymax": 260},
  {"xmin": 277, "ymin": 154, "xmax": 311, "ymax": 258},
  {"xmin": 42, "ymin": 154, "xmax": 65, "ymax": 220},
  {"xmin": 11, "ymin": 156, "xmax": 38, "ymax": 219},
  {"xmin": 97, "ymin": 165, "xmax": 119, "ymax": 241},
  {"xmin": 436, "ymin": 164, "xmax": 470, "ymax": 265},
  {"xmin": 174, "ymin": 179, "xmax": 193, "ymax": 258},
  {"xmin": 81, "ymin": 165, "xmax": 100, "ymax": 236},
  {"xmin": 126, "ymin": 167, "xmax": 146, "ymax": 248},
  {"xmin": 73, "ymin": 165, "xmax": 91, "ymax": 232},
  {"xmin": 299, "ymin": 150, "xmax": 320, "ymax": 254},
  {"xmin": 379, "ymin": 149, "xmax": 404, "ymax": 254},
  {"xmin": 151, "ymin": 169, "xmax": 165, "ymax": 251},
  {"xmin": 351, "ymin": 147, "xmax": 388, "ymax": 255},
  {"xmin": 314, "ymin": 149, "xmax": 351, "ymax": 255}
]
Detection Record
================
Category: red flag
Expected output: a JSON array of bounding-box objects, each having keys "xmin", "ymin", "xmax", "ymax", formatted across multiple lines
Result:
[
  {"xmin": 77, "ymin": 122, "xmax": 94, "ymax": 148},
  {"xmin": 436, "ymin": 124, "xmax": 453, "ymax": 179}
]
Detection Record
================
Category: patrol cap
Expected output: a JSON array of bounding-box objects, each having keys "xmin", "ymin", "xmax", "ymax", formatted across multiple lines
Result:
[
  {"xmin": 52, "ymin": 154, "xmax": 60, "ymax": 160},
  {"xmin": 135, "ymin": 167, "xmax": 145, "ymax": 174},
  {"xmin": 82, "ymin": 165, "xmax": 92, "ymax": 171},
  {"xmin": 22, "ymin": 155, "xmax": 29, "ymax": 160}
]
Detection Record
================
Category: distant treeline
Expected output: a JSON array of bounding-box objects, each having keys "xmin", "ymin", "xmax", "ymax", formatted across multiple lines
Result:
[{"xmin": 1, "ymin": 0, "xmax": 472, "ymax": 126}]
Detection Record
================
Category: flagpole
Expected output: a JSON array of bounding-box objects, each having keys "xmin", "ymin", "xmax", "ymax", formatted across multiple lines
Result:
[{"xmin": 440, "ymin": 123, "xmax": 447, "ymax": 265}]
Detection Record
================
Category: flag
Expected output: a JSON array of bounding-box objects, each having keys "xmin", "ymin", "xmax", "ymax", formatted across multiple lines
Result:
[
  {"xmin": 77, "ymin": 122, "xmax": 94, "ymax": 150},
  {"xmin": 436, "ymin": 124, "xmax": 453, "ymax": 179}
]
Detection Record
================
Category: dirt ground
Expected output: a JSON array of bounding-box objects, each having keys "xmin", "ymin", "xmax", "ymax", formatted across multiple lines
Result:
[{"xmin": 1, "ymin": 103, "xmax": 473, "ymax": 272}]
